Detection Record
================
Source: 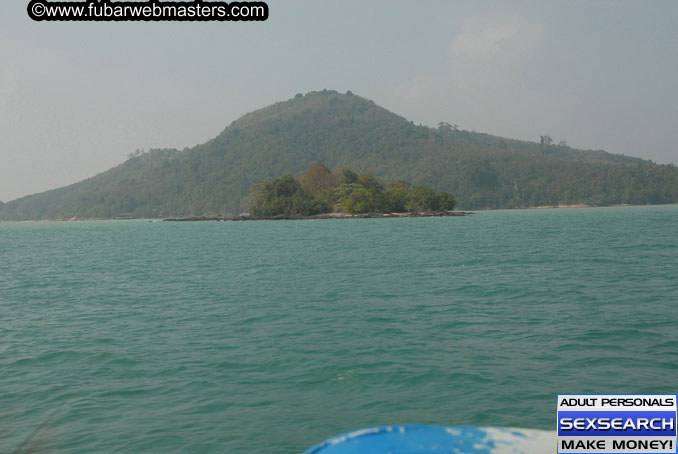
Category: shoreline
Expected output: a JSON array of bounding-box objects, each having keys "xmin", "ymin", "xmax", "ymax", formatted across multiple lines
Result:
[
  {"xmin": 472, "ymin": 202, "xmax": 678, "ymax": 211},
  {"xmin": 2, "ymin": 203, "xmax": 677, "ymax": 222},
  {"xmin": 163, "ymin": 211, "xmax": 473, "ymax": 222}
]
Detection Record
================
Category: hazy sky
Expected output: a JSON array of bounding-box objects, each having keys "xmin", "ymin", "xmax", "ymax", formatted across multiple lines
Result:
[{"xmin": 1, "ymin": 0, "xmax": 677, "ymax": 202}]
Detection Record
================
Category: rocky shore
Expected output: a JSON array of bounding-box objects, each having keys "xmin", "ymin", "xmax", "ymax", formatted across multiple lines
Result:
[{"xmin": 163, "ymin": 211, "xmax": 472, "ymax": 222}]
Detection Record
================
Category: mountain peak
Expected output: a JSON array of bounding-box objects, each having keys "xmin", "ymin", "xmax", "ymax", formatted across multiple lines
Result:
[{"xmin": 225, "ymin": 89, "xmax": 389, "ymax": 132}]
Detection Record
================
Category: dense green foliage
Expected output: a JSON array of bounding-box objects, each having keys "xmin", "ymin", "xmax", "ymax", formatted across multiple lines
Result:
[
  {"xmin": 1, "ymin": 89, "xmax": 677, "ymax": 220},
  {"xmin": 249, "ymin": 163, "xmax": 455, "ymax": 216},
  {"xmin": 249, "ymin": 174, "xmax": 325, "ymax": 216}
]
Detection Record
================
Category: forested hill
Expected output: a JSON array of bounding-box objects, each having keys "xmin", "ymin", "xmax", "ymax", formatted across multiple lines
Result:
[{"xmin": 2, "ymin": 89, "xmax": 677, "ymax": 220}]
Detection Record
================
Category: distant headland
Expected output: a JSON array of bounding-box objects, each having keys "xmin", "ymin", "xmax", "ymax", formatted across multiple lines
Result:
[{"xmin": 1, "ymin": 90, "xmax": 676, "ymax": 221}]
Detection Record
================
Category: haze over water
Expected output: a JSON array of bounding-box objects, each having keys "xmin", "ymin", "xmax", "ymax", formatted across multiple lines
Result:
[{"xmin": 2, "ymin": 206, "xmax": 677, "ymax": 453}]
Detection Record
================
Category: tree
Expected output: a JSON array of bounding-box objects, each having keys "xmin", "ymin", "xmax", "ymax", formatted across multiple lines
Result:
[
  {"xmin": 249, "ymin": 174, "xmax": 325, "ymax": 216},
  {"xmin": 298, "ymin": 162, "xmax": 336, "ymax": 196},
  {"xmin": 386, "ymin": 187, "xmax": 408, "ymax": 212},
  {"xmin": 343, "ymin": 186, "xmax": 391, "ymax": 213},
  {"xmin": 438, "ymin": 122, "xmax": 459, "ymax": 132},
  {"xmin": 540, "ymin": 135, "xmax": 553, "ymax": 146},
  {"xmin": 438, "ymin": 122, "xmax": 452, "ymax": 131},
  {"xmin": 407, "ymin": 186, "xmax": 438, "ymax": 212},
  {"xmin": 334, "ymin": 166, "xmax": 359, "ymax": 185},
  {"xmin": 435, "ymin": 192, "xmax": 456, "ymax": 210},
  {"xmin": 406, "ymin": 186, "xmax": 456, "ymax": 212},
  {"xmin": 357, "ymin": 173, "xmax": 383, "ymax": 190},
  {"xmin": 248, "ymin": 163, "xmax": 456, "ymax": 216}
]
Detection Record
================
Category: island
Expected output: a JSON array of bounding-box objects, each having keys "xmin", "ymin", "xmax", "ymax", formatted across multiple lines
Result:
[{"xmin": 165, "ymin": 163, "xmax": 470, "ymax": 221}]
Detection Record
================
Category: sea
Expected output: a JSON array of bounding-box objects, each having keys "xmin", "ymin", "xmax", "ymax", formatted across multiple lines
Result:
[{"xmin": 1, "ymin": 205, "xmax": 677, "ymax": 453}]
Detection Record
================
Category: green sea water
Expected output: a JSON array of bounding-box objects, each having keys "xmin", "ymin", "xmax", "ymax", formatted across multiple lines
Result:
[{"xmin": 1, "ymin": 206, "xmax": 677, "ymax": 453}]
